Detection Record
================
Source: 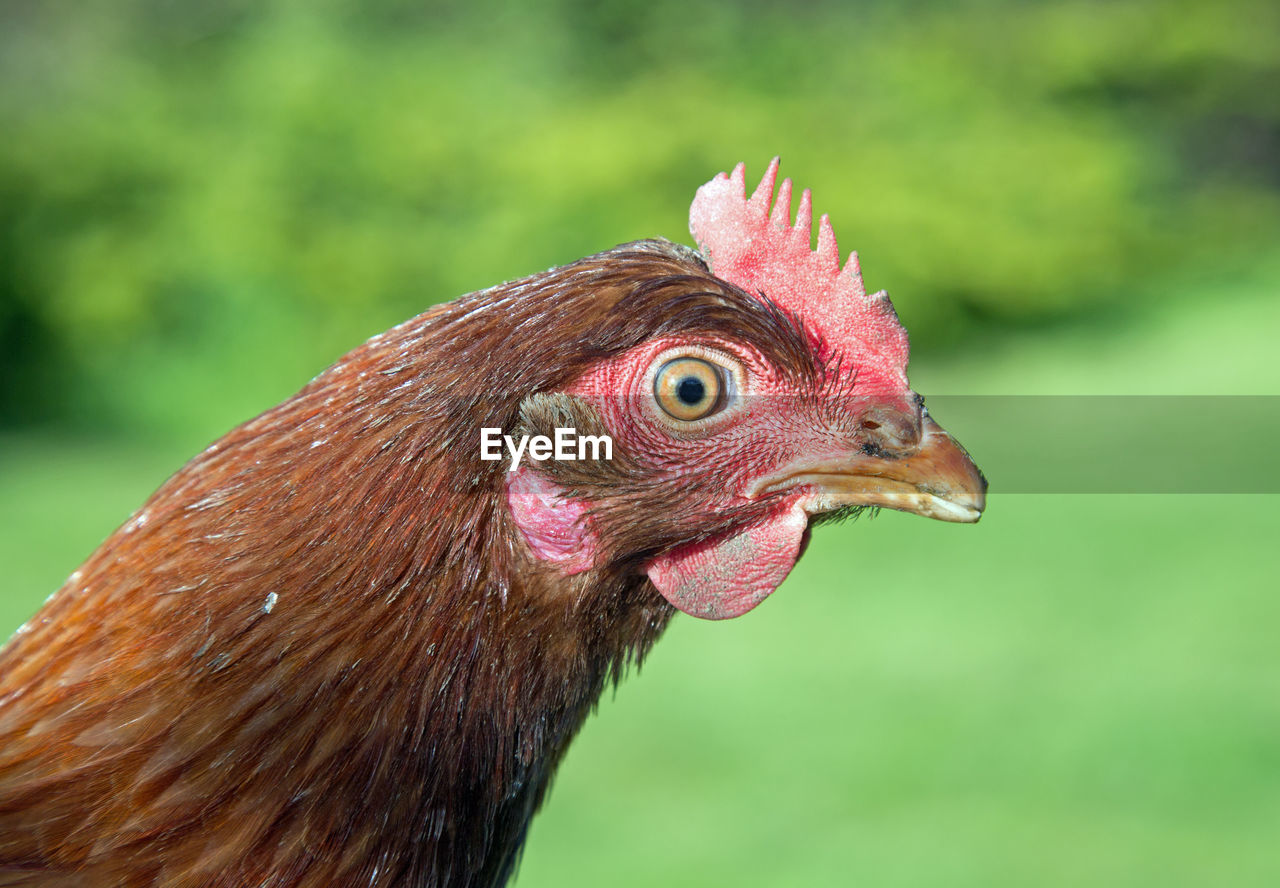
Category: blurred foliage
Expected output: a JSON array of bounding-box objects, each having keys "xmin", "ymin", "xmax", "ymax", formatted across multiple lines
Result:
[{"xmin": 2, "ymin": 0, "xmax": 1278, "ymax": 434}]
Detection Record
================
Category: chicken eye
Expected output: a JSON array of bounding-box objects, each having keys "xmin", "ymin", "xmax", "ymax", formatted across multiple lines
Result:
[{"xmin": 653, "ymin": 357, "xmax": 726, "ymax": 422}]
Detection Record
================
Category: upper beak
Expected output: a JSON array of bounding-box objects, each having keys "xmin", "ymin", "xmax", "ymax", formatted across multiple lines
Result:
[{"xmin": 749, "ymin": 415, "xmax": 988, "ymax": 523}]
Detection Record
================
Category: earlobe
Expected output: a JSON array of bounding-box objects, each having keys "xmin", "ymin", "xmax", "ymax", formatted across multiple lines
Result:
[
  {"xmin": 506, "ymin": 467, "xmax": 599, "ymax": 574},
  {"xmin": 645, "ymin": 505, "xmax": 808, "ymax": 620}
]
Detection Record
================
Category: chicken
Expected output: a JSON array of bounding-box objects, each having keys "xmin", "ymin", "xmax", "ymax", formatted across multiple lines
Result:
[{"xmin": 0, "ymin": 159, "xmax": 985, "ymax": 887}]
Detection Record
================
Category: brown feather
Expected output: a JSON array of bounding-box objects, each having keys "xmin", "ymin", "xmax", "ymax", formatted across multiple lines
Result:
[{"xmin": 0, "ymin": 240, "xmax": 819, "ymax": 887}]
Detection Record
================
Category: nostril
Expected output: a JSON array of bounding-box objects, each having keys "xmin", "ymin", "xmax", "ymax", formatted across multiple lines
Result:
[{"xmin": 858, "ymin": 407, "xmax": 922, "ymax": 455}]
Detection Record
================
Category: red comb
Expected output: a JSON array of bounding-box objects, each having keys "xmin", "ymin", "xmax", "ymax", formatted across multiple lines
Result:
[{"xmin": 689, "ymin": 158, "xmax": 910, "ymax": 383}]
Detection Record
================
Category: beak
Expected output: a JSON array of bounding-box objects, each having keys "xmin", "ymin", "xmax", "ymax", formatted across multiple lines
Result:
[{"xmin": 749, "ymin": 415, "xmax": 988, "ymax": 523}]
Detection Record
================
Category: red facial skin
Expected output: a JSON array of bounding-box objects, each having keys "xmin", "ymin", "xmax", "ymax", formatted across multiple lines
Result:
[{"xmin": 508, "ymin": 331, "xmax": 921, "ymax": 619}]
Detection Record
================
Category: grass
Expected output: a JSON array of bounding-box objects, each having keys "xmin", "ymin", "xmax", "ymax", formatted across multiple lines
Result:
[
  {"xmin": 1, "ymin": 277, "xmax": 1277, "ymax": 886},
  {"xmin": 514, "ymin": 493, "xmax": 1279, "ymax": 887}
]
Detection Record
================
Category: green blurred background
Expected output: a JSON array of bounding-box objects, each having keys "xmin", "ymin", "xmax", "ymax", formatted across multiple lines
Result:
[{"xmin": 2, "ymin": 0, "xmax": 1278, "ymax": 884}]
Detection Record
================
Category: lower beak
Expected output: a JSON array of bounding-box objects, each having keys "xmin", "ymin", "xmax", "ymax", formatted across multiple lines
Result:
[{"xmin": 751, "ymin": 416, "xmax": 987, "ymax": 523}]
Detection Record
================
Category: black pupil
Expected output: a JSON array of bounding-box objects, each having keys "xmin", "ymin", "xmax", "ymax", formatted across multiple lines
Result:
[{"xmin": 676, "ymin": 376, "xmax": 706, "ymax": 406}]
